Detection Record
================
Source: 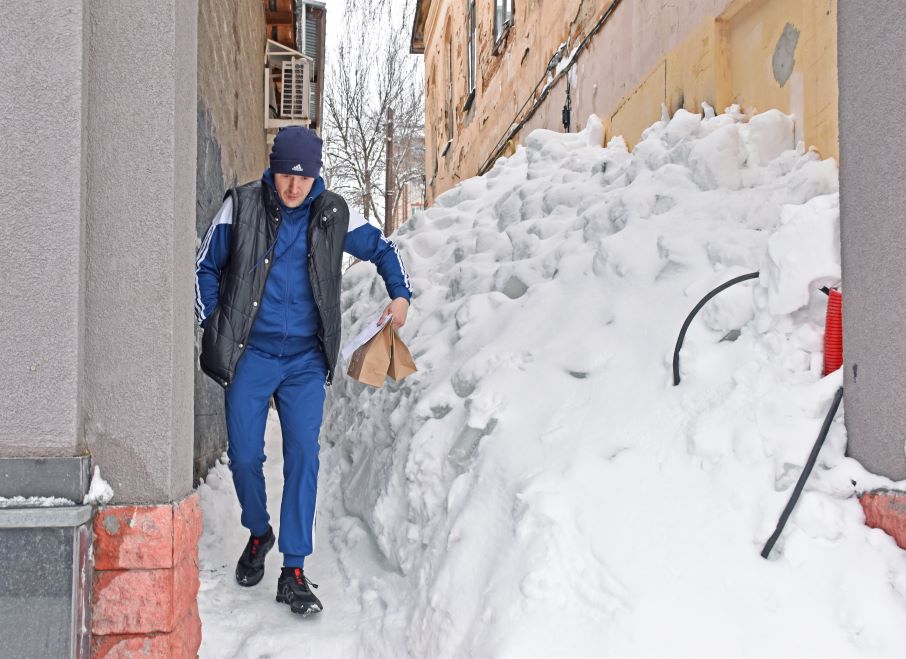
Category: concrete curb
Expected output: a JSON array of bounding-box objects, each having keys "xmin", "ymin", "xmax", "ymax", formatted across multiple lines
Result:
[{"xmin": 0, "ymin": 504, "xmax": 93, "ymax": 528}]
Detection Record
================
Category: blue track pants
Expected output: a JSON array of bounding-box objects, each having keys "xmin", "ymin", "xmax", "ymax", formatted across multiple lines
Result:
[{"xmin": 224, "ymin": 342, "xmax": 326, "ymax": 568}]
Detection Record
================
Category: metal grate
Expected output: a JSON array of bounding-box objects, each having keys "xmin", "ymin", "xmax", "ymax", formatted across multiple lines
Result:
[
  {"xmin": 304, "ymin": 11, "xmax": 320, "ymax": 123},
  {"xmin": 304, "ymin": 14, "xmax": 318, "ymax": 61}
]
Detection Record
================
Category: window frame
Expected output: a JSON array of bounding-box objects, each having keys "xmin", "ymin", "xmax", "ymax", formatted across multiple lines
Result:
[
  {"xmin": 493, "ymin": 0, "xmax": 514, "ymax": 52},
  {"xmin": 464, "ymin": 0, "xmax": 477, "ymax": 111},
  {"xmin": 444, "ymin": 26, "xmax": 454, "ymax": 151}
]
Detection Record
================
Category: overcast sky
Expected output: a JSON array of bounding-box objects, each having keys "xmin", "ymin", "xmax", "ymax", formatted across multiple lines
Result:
[{"xmin": 321, "ymin": 0, "xmax": 415, "ymax": 61}]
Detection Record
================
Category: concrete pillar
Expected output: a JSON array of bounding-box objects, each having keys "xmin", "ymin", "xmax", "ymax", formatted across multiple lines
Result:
[
  {"xmin": 838, "ymin": 0, "xmax": 906, "ymax": 481},
  {"xmin": 0, "ymin": 1, "xmax": 201, "ymax": 655},
  {"xmin": 0, "ymin": 0, "xmax": 87, "ymax": 459},
  {"xmin": 0, "ymin": 4, "xmax": 93, "ymax": 655},
  {"xmin": 82, "ymin": 3, "xmax": 201, "ymax": 654},
  {"xmin": 82, "ymin": 1, "xmax": 196, "ymax": 506}
]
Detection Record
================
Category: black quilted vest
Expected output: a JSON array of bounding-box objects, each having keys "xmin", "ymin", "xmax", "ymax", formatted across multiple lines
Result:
[{"xmin": 199, "ymin": 180, "xmax": 350, "ymax": 388}]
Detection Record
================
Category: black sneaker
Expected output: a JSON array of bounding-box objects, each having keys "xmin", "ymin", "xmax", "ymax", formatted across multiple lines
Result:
[
  {"xmin": 276, "ymin": 567, "xmax": 323, "ymax": 615},
  {"xmin": 235, "ymin": 526, "xmax": 274, "ymax": 587}
]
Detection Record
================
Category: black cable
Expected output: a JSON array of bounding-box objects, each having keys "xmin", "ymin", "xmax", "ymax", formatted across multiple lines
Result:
[
  {"xmin": 562, "ymin": 75, "xmax": 572, "ymax": 132},
  {"xmin": 672, "ymin": 272, "xmax": 760, "ymax": 386},
  {"xmin": 761, "ymin": 386, "xmax": 844, "ymax": 559}
]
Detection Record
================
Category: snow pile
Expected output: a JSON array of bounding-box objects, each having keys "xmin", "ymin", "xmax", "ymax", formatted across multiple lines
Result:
[
  {"xmin": 84, "ymin": 465, "xmax": 114, "ymax": 506},
  {"xmin": 0, "ymin": 495, "xmax": 74, "ymax": 508},
  {"xmin": 318, "ymin": 108, "xmax": 906, "ymax": 657}
]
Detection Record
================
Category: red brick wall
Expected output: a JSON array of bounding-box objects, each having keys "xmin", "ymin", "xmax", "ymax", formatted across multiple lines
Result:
[{"xmin": 91, "ymin": 494, "xmax": 202, "ymax": 658}]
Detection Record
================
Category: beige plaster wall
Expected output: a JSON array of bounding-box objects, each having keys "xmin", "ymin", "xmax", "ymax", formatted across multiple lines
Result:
[
  {"xmin": 421, "ymin": 0, "xmax": 838, "ymax": 204},
  {"xmin": 719, "ymin": 0, "xmax": 838, "ymax": 159}
]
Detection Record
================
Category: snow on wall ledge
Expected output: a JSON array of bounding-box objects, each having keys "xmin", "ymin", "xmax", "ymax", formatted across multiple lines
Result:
[{"xmin": 322, "ymin": 108, "xmax": 906, "ymax": 658}]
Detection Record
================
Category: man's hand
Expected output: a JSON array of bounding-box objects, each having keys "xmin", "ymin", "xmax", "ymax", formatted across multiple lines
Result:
[{"xmin": 379, "ymin": 297, "xmax": 410, "ymax": 329}]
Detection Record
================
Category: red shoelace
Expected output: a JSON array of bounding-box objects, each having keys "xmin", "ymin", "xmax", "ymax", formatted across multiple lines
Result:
[{"xmin": 293, "ymin": 569, "xmax": 319, "ymax": 589}]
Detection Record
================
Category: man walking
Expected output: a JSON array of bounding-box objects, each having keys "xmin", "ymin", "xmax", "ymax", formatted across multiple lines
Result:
[{"xmin": 195, "ymin": 126, "xmax": 411, "ymax": 615}]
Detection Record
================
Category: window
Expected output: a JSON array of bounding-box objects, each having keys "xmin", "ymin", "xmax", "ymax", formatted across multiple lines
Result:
[
  {"xmin": 464, "ymin": 0, "xmax": 476, "ymax": 111},
  {"xmin": 444, "ymin": 28, "xmax": 454, "ymax": 153},
  {"xmin": 494, "ymin": 0, "xmax": 514, "ymax": 46},
  {"xmin": 428, "ymin": 66, "xmax": 438, "ymax": 183}
]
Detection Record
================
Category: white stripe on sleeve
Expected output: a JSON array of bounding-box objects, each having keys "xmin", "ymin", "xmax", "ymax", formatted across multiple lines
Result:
[
  {"xmin": 194, "ymin": 197, "xmax": 234, "ymax": 323},
  {"xmin": 390, "ymin": 240, "xmax": 411, "ymax": 291},
  {"xmin": 379, "ymin": 234, "xmax": 411, "ymax": 292}
]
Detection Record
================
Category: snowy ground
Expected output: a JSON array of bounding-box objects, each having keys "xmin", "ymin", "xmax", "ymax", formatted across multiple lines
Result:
[
  {"xmin": 198, "ymin": 108, "xmax": 906, "ymax": 658},
  {"xmin": 198, "ymin": 416, "xmax": 365, "ymax": 658}
]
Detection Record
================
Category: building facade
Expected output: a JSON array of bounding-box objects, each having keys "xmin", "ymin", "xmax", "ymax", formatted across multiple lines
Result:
[
  {"xmin": 263, "ymin": 0, "xmax": 327, "ymax": 132},
  {"xmin": 413, "ymin": 0, "xmax": 837, "ymax": 205}
]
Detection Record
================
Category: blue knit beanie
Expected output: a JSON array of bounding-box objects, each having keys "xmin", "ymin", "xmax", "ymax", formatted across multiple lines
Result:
[{"xmin": 270, "ymin": 126, "xmax": 323, "ymax": 177}]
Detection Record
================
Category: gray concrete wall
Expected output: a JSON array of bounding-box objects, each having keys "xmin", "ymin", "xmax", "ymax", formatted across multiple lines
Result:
[
  {"xmin": 82, "ymin": 1, "xmax": 198, "ymax": 503},
  {"xmin": 194, "ymin": 0, "xmax": 267, "ymax": 480},
  {"xmin": 0, "ymin": 1, "xmax": 87, "ymax": 457},
  {"xmin": 0, "ymin": 2, "xmax": 198, "ymax": 503},
  {"xmin": 839, "ymin": 0, "xmax": 906, "ymax": 480}
]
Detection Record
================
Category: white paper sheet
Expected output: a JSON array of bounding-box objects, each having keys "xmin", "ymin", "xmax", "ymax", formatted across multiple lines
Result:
[{"xmin": 341, "ymin": 314, "xmax": 392, "ymax": 362}]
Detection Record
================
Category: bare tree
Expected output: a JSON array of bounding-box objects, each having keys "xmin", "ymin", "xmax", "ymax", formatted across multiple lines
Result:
[{"xmin": 322, "ymin": 0, "xmax": 424, "ymax": 228}]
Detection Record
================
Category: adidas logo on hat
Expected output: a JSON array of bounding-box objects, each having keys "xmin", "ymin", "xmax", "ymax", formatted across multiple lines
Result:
[{"xmin": 270, "ymin": 126, "xmax": 322, "ymax": 177}]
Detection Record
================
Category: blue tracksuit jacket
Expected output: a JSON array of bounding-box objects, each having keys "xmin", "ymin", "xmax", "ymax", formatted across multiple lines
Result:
[{"xmin": 195, "ymin": 170, "xmax": 412, "ymax": 356}]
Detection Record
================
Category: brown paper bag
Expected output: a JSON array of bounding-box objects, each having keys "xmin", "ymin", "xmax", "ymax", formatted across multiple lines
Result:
[
  {"xmin": 347, "ymin": 322, "xmax": 393, "ymax": 387},
  {"xmin": 347, "ymin": 322, "xmax": 417, "ymax": 387},
  {"xmin": 388, "ymin": 325, "xmax": 417, "ymax": 381}
]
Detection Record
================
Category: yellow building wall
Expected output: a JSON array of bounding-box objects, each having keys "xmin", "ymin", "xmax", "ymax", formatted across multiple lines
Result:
[
  {"xmin": 720, "ymin": 0, "xmax": 838, "ymax": 160},
  {"xmin": 666, "ymin": 20, "xmax": 720, "ymax": 117},
  {"xmin": 608, "ymin": 0, "xmax": 838, "ymax": 159},
  {"xmin": 420, "ymin": 0, "xmax": 838, "ymax": 205},
  {"xmin": 610, "ymin": 61, "xmax": 667, "ymax": 147}
]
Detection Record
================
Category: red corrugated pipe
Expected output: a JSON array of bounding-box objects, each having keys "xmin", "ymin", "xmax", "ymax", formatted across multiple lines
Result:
[{"xmin": 824, "ymin": 289, "xmax": 843, "ymax": 375}]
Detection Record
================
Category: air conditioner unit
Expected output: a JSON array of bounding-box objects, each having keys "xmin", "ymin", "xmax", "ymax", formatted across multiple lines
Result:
[
  {"xmin": 264, "ymin": 39, "xmax": 313, "ymax": 134},
  {"xmin": 280, "ymin": 59, "xmax": 308, "ymax": 120}
]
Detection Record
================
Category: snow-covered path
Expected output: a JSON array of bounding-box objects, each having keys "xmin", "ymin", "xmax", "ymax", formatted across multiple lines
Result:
[
  {"xmin": 197, "ymin": 109, "xmax": 906, "ymax": 658},
  {"xmin": 197, "ymin": 410, "xmax": 370, "ymax": 659}
]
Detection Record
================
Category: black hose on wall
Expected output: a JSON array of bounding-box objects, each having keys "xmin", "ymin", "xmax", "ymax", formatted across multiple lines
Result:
[
  {"xmin": 761, "ymin": 386, "xmax": 845, "ymax": 559},
  {"xmin": 672, "ymin": 272, "xmax": 760, "ymax": 386}
]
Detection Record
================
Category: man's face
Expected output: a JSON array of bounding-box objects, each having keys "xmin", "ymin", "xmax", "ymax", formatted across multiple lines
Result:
[{"xmin": 274, "ymin": 173, "xmax": 315, "ymax": 208}]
